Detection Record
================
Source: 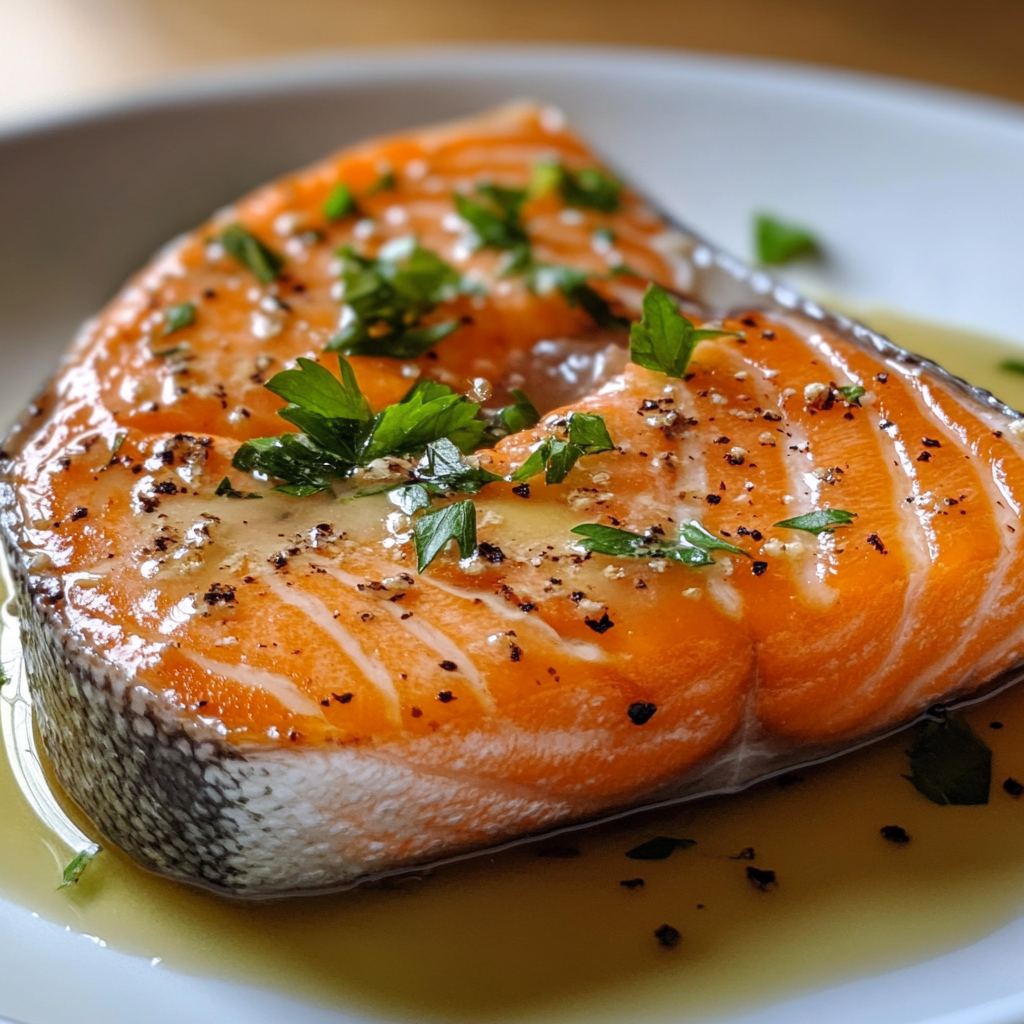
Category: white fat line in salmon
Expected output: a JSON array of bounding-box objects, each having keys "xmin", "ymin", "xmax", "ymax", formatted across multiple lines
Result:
[
  {"xmin": 263, "ymin": 573, "xmax": 401, "ymax": 722},
  {"xmin": 183, "ymin": 652, "xmax": 327, "ymax": 719},
  {"xmin": 309, "ymin": 559, "xmax": 496, "ymax": 714}
]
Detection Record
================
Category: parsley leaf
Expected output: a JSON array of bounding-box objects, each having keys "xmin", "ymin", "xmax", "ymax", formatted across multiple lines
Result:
[
  {"xmin": 774, "ymin": 509, "xmax": 856, "ymax": 535},
  {"xmin": 362, "ymin": 381, "xmax": 485, "ymax": 462},
  {"xmin": 414, "ymin": 500, "xmax": 477, "ymax": 571},
  {"xmin": 999, "ymin": 360, "xmax": 1024, "ymax": 375},
  {"xmin": 60, "ymin": 847, "xmax": 99, "ymax": 888},
  {"xmin": 215, "ymin": 476, "xmax": 262, "ymax": 499},
  {"xmin": 454, "ymin": 185, "xmax": 531, "ymax": 272},
  {"xmin": 328, "ymin": 237, "xmax": 463, "ymax": 358},
  {"xmin": 323, "ymin": 182, "xmax": 358, "ymax": 222},
  {"xmin": 625, "ymin": 836, "xmax": 696, "ymax": 860},
  {"xmin": 529, "ymin": 264, "xmax": 627, "ymax": 330},
  {"xmin": 220, "ymin": 223, "xmax": 284, "ymax": 284},
  {"xmin": 415, "ymin": 437, "xmax": 502, "ymax": 494},
  {"xmin": 904, "ymin": 716, "xmax": 991, "ymax": 806},
  {"xmin": 232, "ymin": 356, "xmax": 488, "ymax": 495},
  {"xmin": 511, "ymin": 412, "xmax": 615, "ymax": 484},
  {"xmin": 368, "ymin": 169, "xmax": 396, "ymax": 194},
  {"xmin": 390, "ymin": 483, "xmax": 433, "ymax": 515},
  {"xmin": 163, "ymin": 302, "xmax": 196, "ymax": 335},
  {"xmin": 838, "ymin": 385, "xmax": 866, "ymax": 406},
  {"xmin": 754, "ymin": 213, "xmax": 821, "ymax": 266},
  {"xmin": 571, "ymin": 518, "xmax": 746, "ymax": 566},
  {"xmin": 629, "ymin": 284, "xmax": 734, "ymax": 378},
  {"xmin": 533, "ymin": 160, "xmax": 622, "ymax": 213},
  {"xmin": 490, "ymin": 388, "xmax": 540, "ymax": 438}
]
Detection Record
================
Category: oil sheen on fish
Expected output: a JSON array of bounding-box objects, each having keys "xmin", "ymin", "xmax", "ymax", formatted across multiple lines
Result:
[{"xmin": 3, "ymin": 103, "xmax": 1023, "ymax": 896}]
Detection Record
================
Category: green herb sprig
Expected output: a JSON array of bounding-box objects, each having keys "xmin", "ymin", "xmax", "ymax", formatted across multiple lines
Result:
[
  {"xmin": 533, "ymin": 160, "xmax": 622, "ymax": 213},
  {"xmin": 328, "ymin": 237, "xmax": 464, "ymax": 358},
  {"xmin": 754, "ymin": 213, "xmax": 821, "ymax": 266},
  {"xmin": 630, "ymin": 284, "xmax": 735, "ymax": 378},
  {"xmin": 220, "ymin": 223, "xmax": 284, "ymax": 284},
  {"xmin": 512, "ymin": 412, "xmax": 615, "ymax": 485},
  {"xmin": 904, "ymin": 715, "xmax": 991, "ymax": 806},
  {"xmin": 774, "ymin": 509, "xmax": 856, "ymax": 535},
  {"xmin": 455, "ymin": 184, "xmax": 531, "ymax": 273},
  {"xmin": 571, "ymin": 519, "xmax": 747, "ymax": 566}
]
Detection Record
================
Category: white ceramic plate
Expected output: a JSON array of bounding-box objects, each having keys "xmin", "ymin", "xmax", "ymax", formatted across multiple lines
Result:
[{"xmin": 2, "ymin": 45, "xmax": 1024, "ymax": 1024}]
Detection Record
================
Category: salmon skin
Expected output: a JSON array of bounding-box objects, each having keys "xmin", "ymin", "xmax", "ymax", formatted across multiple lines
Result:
[{"xmin": 3, "ymin": 102, "xmax": 1024, "ymax": 896}]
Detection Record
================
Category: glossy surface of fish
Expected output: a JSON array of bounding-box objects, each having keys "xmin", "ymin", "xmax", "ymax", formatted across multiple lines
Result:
[{"xmin": 3, "ymin": 103, "xmax": 1023, "ymax": 895}]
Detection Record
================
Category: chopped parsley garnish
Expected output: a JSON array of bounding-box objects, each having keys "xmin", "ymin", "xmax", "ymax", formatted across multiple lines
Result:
[
  {"xmin": 327, "ymin": 237, "xmax": 463, "ymax": 358},
  {"xmin": 220, "ymin": 223, "xmax": 284, "ymax": 284},
  {"xmin": 414, "ymin": 437, "xmax": 502, "ymax": 493},
  {"xmin": 629, "ymin": 283, "xmax": 733, "ymax": 378},
  {"xmin": 999, "ymin": 359, "xmax": 1024, "ymax": 375},
  {"xmin": 368, "ymin": 169, "xmax": 397, "ymax": 194},
  {"xmin": 215, "ymin": 476, "xmax": 262, "ymax": 499},
  {"xmin": 454, "ymin": 184, "xmax": 531, "ymax": 272},
  {"xmin": 489, "ymin": 388, "xmax": 540, "ymax": 438},
  {"xmin": 774, "ymin": 509, "xmax": 856, "ymax": 535},
  {"xmin": 839, "ymin": 385, "xmax": 866, "ymax": 406},
  {"xmin": 0, "ymin": 664, "xmax": 9, "ymax": 689},
  {"xmin": 232, "ymin": 355, "xmax": 486, "ymax": 496},
  {"xmin": 625, "ymin": 836, "xmax": 696, "ymax": 860},
  {"xmin": 533, "ymin": 159, "xmax": 622, "ymax": 213},
  {"xmin": 414, "ymin": 500, "xmax": 476, "ymax": 571},
  {"xmin": 163, "ymin": 302, "xmax": 196, "ymax": 335},
  {"xmin": 904, "ymin": 715, "xmax": 991, "ymax": 806},
  {"xmin": 109, "ymin": 432, "xmax": 127, "ymax": 458},
  {"xmin": 571, "ymin": 519, "xmax": 746, "ymax": 566},
  {"xmin": 529, "ymin": 264, "xmax": 627, "ymax": 330},
  {"xmin": 323, "ymin": 182, "xmax": 357, "ymax": 222},
  {"xmin": 511, "ymin": 412, "xmax": 615, "ymax": 484},
  {"xmin": 754, "ymin": 213, "xmax": 821, "ymax": 266},
  {"xmin": 60, "ymin": 847, "xmax": 99, "ymax": 888}
]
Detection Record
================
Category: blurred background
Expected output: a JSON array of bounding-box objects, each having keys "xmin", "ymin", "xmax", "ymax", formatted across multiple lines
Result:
[{"xmin": 3, "ymin": 0, "xmax": 1024, "ymax": 126}]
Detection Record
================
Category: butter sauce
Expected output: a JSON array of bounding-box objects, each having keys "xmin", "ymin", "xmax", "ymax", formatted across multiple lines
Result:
[{"xmin": 1, "ymin": 312, "xmax": 1023, "ymax": 1023}]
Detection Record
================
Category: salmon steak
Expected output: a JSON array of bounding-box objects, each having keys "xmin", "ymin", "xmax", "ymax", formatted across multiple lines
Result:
[{"xmin": 2, "ymin": 103, "xmax": 1023, "ymax": 896}]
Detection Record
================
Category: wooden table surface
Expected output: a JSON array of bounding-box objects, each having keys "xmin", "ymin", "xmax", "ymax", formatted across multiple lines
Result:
[{"xmin": 3, "ymin": 0, "xmax": 1024, "ymax": 125}]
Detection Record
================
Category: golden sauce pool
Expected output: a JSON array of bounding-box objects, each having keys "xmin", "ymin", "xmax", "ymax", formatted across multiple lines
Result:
[{"xmin": 1, "ymin": 311, "xmax": 1023, "ymax": 1023}]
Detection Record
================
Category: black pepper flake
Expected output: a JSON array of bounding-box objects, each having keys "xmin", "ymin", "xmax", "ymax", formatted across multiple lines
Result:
[
  {"xmin": 714, "ymin": 436, "xmax": 731, "ymax": 444},
  {"xmin": 202, "ymin": 582, "xmax": 236, "ymax": 605},
  {"xmin": 437, "ymin": 690, "xmax": 456, "ymax": 703},
  {"xmin": 411, "ymin": 706, "xmax": 422, "ymax": 718},
  {"xmin": 519, "ymin": 602, "xmax": 536, "ymax": 613},
  {"xmin": 654, "ymin": 924, "xmax": 681, "ymax": 949},
  {"xmin": 477, "ymin": 541, "xmax": 505, "ymax": 563},
  {"xmin": 880, "ymin": 824, "xmax": 911, "ymax": 844},
  {"xmin": 511, "ymin": 483, "xmax": 530, "ymax": 498},
  {"xmin": 867, "ymin": 533, "xmax": 888, "ymax": 554},
  {"xmin": 876, "ymin": 372, "xmax": 888, "ymax": 383},
  {"xmin": 333, "ymin": 692, "xmax": 353, "ymax": 704},
  {"xmin": 569, "ymin": 591, "xmax": 585, "ymax": 604},
  {"xmin": 620, "ymin": 878, "xmax": 645, "ymax": 889},
  {"xmin": 439, "ymin": 660, "xmax": 457, "ymax": 672},
  {"xmin": 729, "ymin": 847, "xmax": 756, "ymax": 860},
  {"xmin": 922, "ymin": 437, "xmax": 941, "ymax": 448},
  {"xmin": 1003, "ymin": 777, "xmax": 1024, "ymax": 798},
  {"xmin": 585, "ymin": 612, "xmax": 615, "ymax": 634},
  {"xmin": 745, "ymin": 866, "xmax": 777, "ymax": 891},
  {"xmin": 706, "ymin": 494, "xmax": 722, "ymax": 505},
  {"xmin": 750, "ymin": 529, "xmax": 762, "ymax": 541},
  {"xmin": 627, "ymin": 701, "xmax": 657, "ymax": 725},
  {"xmin": 990, "ymin": 721, "xmax": 1004, "ymax": 729},
  {"xmin": 70, "ymin": 507, "xmax": 88, "ymax": 521},
  {"xmin": 320, "ymin": 699, "xmax": 331, "ymax": 707},
  {"xmin": 917, "ymin": 451, "xmax": 932, "ymax": 462},
  {"xmin": 509, "ymin": 643, "xmax": 522, "ymax": 662},
  {"xmin": 751, "ymin": 561, "xmax": 768, "ymax": 577},
  {"xmin": 153, "ymin": 480, "xmax": 179, "ymax": 495},
  {"xmin": 879, "ymin": 420, "xmax": 894, "ymax": 430},
  {"xmin": 761, "ymin": 329, "xmax": 776, "ymax": 340}
]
